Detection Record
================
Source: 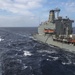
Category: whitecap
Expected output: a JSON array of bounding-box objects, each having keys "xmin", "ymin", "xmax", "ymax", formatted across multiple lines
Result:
[
  {"xmin": 62, "ymin": 61, "xmax": 72, "ymax": 65},
  {"xmin": 24, "ymin": 51, "xmax": 32, "ymax": 56},
  {"xmin": 48, "ymin": 56, "xmax": 59, "ymax": 60},
  {"xmin": 37, "ymin": 50, "xmax": 57, "ymax": 54},
  {"xmin": 0, "ymin": 38, "xmax": 4, "ymax": 41}
]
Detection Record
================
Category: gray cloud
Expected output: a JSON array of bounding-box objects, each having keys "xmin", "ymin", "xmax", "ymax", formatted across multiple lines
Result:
[
  {"xmin": 61, "ymin": 1, "xmax": 75, "ymax": 12},
  {"xmin": 0, "ymin": 0, "xmax": 43, "ymax": 15},
  {"xmin": 0, "ymin": 15, "xmax": 39, "ymax": 27},
  {"xmin": 0, "ymin": 0, "xmax": 43, "ymax": 27}
]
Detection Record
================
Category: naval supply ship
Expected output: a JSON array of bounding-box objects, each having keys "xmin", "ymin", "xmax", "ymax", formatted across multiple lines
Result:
[{"xmin": 33, "ymin": 8, "xmax": 75, "ymax": 52}]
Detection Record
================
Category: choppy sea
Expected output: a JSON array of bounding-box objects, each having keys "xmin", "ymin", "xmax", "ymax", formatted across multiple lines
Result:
[{"xmin": 0, "ymin": 27, "xmax": 75, "ymax": 75}]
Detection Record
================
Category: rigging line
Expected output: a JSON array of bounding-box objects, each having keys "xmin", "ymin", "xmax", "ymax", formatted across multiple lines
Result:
[{"xmin": 45, "ymin": 34, "xmax": 51, "ymax": 43}]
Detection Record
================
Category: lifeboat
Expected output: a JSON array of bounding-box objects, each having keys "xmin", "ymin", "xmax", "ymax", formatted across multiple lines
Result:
[{"xmin": 44, "ymin": 29, "xmax": 54, "ymax": 34}]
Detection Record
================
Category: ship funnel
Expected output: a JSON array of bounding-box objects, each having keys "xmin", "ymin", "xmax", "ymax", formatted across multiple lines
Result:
[
  {"xmin": 49, "ymin": 8, "xmax": 60, "ymax": 22},
  {"xmin": 49, "ymin": 10, "xmax": 55, "ymax": 22}
]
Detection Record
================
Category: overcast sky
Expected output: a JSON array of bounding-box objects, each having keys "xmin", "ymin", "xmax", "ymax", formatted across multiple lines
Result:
[{"xmin": 0, "ymin": 0, "xmax": 75, "ymax": 27}]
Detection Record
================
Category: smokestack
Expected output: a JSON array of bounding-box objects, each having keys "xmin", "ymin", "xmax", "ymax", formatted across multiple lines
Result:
[{"xmin": 49, "ymin": 10, "xmax": 55, "ymax": 22}]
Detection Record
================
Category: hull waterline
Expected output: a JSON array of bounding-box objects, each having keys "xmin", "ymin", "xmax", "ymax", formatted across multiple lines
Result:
[{"xmin": 33, "ymin": 34, "xmax": 75, "ymax": 53}]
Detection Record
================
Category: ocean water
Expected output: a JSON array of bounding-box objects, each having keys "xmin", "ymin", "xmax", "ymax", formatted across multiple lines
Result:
[{"xmin": 0, "ymin": 27, "xmax": 75, "ymax": 75}]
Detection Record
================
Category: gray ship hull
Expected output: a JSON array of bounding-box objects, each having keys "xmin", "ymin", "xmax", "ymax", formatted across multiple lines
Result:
[{"xmin": 33, "ymin": 34, "xmax": 75, "ymax": 53}]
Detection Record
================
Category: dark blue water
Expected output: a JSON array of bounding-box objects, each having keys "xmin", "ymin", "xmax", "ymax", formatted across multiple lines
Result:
[{"xmin": 0, "ymin": 27, "xmax": 75, "ymax": 75}]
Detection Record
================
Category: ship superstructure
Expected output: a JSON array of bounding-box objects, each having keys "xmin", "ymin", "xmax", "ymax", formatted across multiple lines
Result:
[
  {"xmin": 33, "ymin": 8, "xmax": 75, "ymax": 52},
  {"xmin": 38, "ymin": 8, "xmax": 75, "ymax": 45}
]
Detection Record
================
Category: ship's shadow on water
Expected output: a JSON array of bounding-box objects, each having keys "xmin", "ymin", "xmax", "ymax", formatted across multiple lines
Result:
[{"xmin": 0, "ymin": 27, "xmax": 75, "ymax": 75}]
